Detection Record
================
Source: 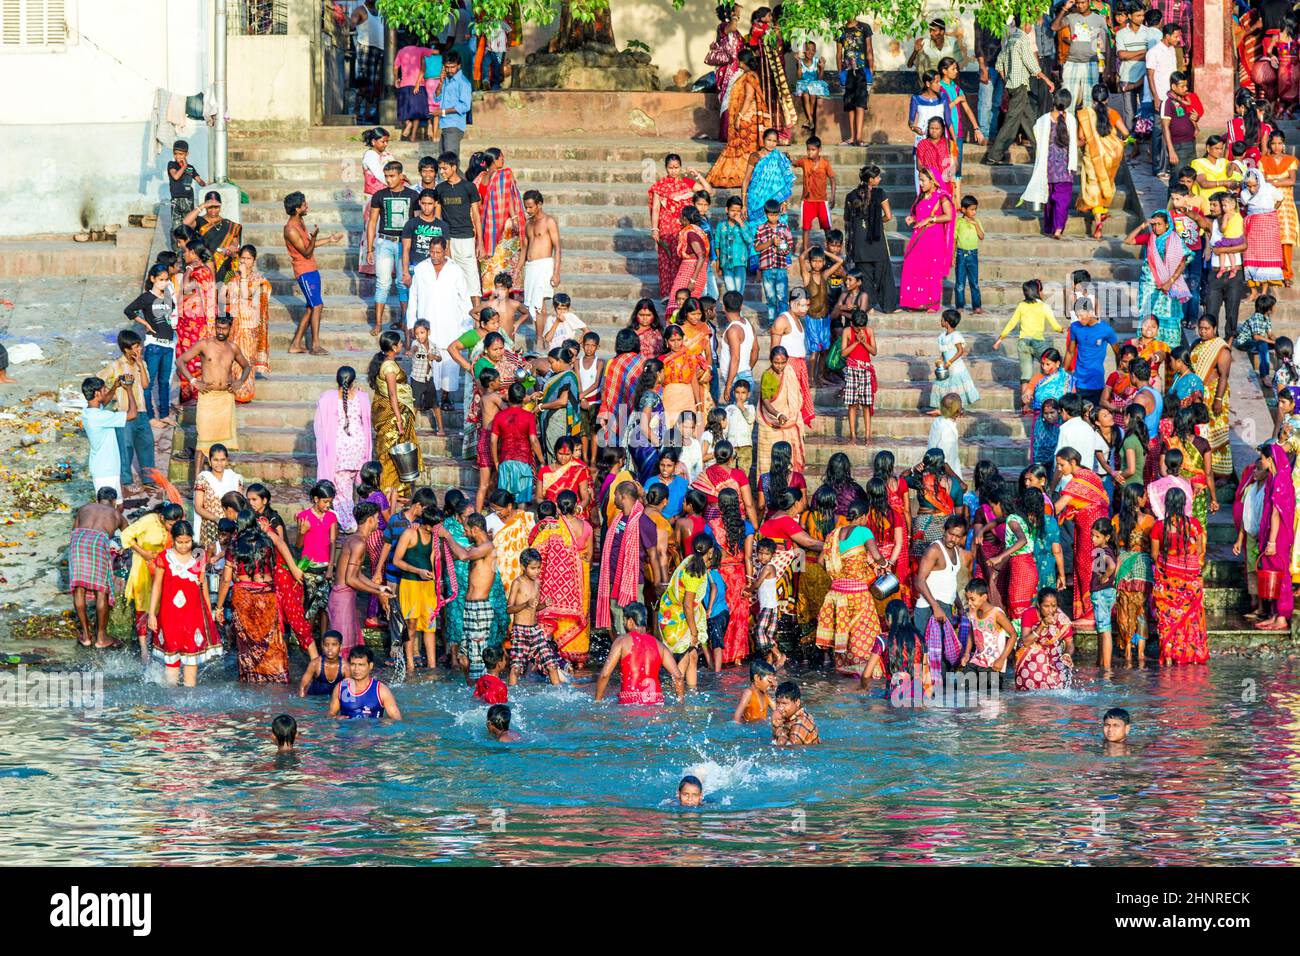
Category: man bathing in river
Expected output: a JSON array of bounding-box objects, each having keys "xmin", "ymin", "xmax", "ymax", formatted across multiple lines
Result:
[
  {"xmin": 69, "ymin": 487, "xmax": 128, "ymax": 649},
  {"xmin": 438, "ymin": 513, "xmax": 497, "ymax": 681},
  {"xmin": 175, "ymin": 314, "xmax": 251, "ymax": 477}
]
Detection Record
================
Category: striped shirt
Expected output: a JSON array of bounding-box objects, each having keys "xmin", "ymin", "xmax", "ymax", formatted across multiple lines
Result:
[{"xmin": 997, "ymin": 29, "xmax": 1042, "ymax": 90}]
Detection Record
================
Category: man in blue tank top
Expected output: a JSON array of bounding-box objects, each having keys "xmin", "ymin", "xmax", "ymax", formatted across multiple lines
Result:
[{"xmin": 329, "ymin": 646, "xmax": 403, "ymax": 720}]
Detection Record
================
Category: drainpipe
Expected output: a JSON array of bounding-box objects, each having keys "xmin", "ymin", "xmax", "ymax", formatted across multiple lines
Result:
[
  {"xmin": 212, "ymin": 0, "xmax": 228, "ymax": 184},
  {"xmin": 380, "ymin": 24, "xmax": 397, "ymax": 124}
]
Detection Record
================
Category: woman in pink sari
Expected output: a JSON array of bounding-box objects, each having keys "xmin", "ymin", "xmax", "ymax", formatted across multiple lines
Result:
[
  {"xmin": 314, "ymin": 367, "xmax": 372, "ymax": 533},
  {"xmin": 899, "ymin": 165, "xmax": 955, "ymax": 312},
  {"xmin": 1253, "ymin": 441, "xmax": 1295, "ymax": 631}
]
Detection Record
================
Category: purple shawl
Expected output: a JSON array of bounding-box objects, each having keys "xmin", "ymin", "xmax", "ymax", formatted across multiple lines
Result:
[
  {"xmin": 1259, "ymin": 443, "xmax": 1296, "ymax": 577},
  {"xmin": 314, "ymin": 388, "xmax": 372, "ymax": 483}
]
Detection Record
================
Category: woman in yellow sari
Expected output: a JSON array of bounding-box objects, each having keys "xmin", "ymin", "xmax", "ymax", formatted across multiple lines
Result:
[
  {"xmin": 815, "ymin": 511, "xmax": 887, "ymax": 677},
  {"xmin": 1076, "ymin": 86, "xmax": 1128, "ymax": 240},
  {"xmin": 367, "ymin": 330, "xmax": 420, "ymax": 498},
  {"xmin": 679, "ymin": 299, "xmax": 715, "ymax": 418},
  {"xmin": 1263, "ymin": 130, "xmax": 1299, "ymax": 285},
  {"xmin": 535, "ymin": 490, "xmax": 593, "ymax": 667},
  {"xmin": 757, "ymin": 346, "xmax": 806, "ymax": 475},
  {"xmin": 219, "ymin": 245, "xmax": 271, "ymax": 404},
  {"xmin": 1190, "ymin": 137, "xmax": 1242, "ymax": 199},
  {"xmin": 661, "ymin": 324, "xmax": 703, "ymax": 432},
  {"xmin": 798, "ymin": 486, "xmax": 843, "ymax": 631},
  {"xmin": 487, "ymin": 493, "xmax": 536, "ymax": 591},
  {"xmin": 1191, "ymin": 315, "xmax": 1233, "ymax": 479},
  {"xmin": 707, "ymin": 48, "xmax": 768, "ymax": 188},
  {"xmin": 657, "ymin": 536, "xmax": 713, "ymax": 686},
  {"xmin": 121, "ymin": 502, "xmax": 184, "ymax": 661}
]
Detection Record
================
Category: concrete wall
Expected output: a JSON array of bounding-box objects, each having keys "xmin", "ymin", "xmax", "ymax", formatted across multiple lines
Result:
[
  {"xmin": 0, "ymin": 0, "xmax": 212, "ymax": 235},
  {"xmin": 229, "ymin": 34, "xmax": 316, "ymax": 123}
]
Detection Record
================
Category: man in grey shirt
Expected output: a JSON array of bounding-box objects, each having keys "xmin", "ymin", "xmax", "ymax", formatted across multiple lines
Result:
[{"xmin": 1053, "ymin": 0, "xmax": 1109, "ymax": 111}]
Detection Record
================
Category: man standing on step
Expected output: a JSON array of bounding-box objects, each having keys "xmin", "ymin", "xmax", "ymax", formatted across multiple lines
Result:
[
  {"xmin": 523, "ymin": 189, "xmax": 561, "ymax": 342},
  {"xmin": 283, "ymin": 191, "xmax": 344, "ymax": 356},
  {"xmin": 351, "ymin": 0, "xmax": 386, "ymax": 125},
  {"xmin": 984, "ymin": 17, "xmax": 1055, "ymax": 167},
  {"xmin": 435, "ymin": 151, "xmax": 484, "ymax": 307},
  {"xmin": 407, "ymin": 236, "xmax": 471, "ymax": 412},
  {"xmin": 176, "ymin": 314, "xmax": 251, "ymax": 479},
  {"xmin": 436, "ymin": 51, "xmax": 473, "ymax": 160},
  {"xmin": 366, "ymin": 160, "xmax": 420, "ymax": 336}
]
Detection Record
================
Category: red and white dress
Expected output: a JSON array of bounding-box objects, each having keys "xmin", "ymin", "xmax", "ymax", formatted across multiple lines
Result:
[{"xmin": 152, "ymin": 549, "xmax": 223, "ymax": 668}]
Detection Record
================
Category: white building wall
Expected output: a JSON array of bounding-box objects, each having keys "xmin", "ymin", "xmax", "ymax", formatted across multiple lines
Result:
[{"xmin": 0, "ymin": 0, "xmax": 212, "ymax": 235}]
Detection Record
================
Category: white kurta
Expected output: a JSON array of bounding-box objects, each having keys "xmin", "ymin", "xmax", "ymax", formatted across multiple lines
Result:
[{"xmin": 407, "ymin": 257, "xmax": 472, "ymax": 390}]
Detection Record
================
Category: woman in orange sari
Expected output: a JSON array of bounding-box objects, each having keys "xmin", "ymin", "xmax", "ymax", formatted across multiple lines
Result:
[
  {"xmin": 1053, "ymin": 445, "xmax": 1111, "ymax": 625},
  {"xmin": 815, "ymin": 505, "xmax": 888, "ymax": 677},
  {"xmin": 756, "ymin": 346, "xmax": 806, "ymax": 475},
  {"xmin": 709, "ymin": 486, "xmax": 755, "ymax": 664},
  {"xmin": 536, "ymin": 437, "xmax": 592, "ymax": 519},
  {"xmin": 661, "ymin": 323, "xmax": 704, "ymax": 432},
  {"xmin": 1263, "ymin": 130, "xmax": 1299, "ymax": 284},
  {"xmin": 1151, "ymin": 487, "xmax": 1209, "ymax": 664},
  {"xmin": 535, "ymin": 489, "xmax": 593, "ymax": 667},
  {"xmin": 707, "ymin": 48, "xmax": 767, "ymax": 188},
  {"xmin": 219, "ymin": 244, "xmax": 271, "ymax": 404},
  {"xmin": 1076, "ymin": 86, "xmax": 1128, "ymax": 240},
  {"xmin": 679, "ymin": 298, "xmax": 715, "ymax": 413},
  {"xmin": 178, "ymin": 243, "xmax": 217, "ymax": 404}
]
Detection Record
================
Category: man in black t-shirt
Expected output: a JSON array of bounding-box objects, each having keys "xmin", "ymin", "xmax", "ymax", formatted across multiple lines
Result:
[
  {"xmin": 401, "ymin": 189, "xmax": 450, "ymax": 282},
  {"xmin": 434, "ymin": 151, "xmax": 483, "ymax": 305},
  {"xmin": 835, "ymin": 19, "xmax": 875, "ymax": 146},
  {"xmin": 366, "ymin": 160, "xmax": 421, "ymax": 333}
]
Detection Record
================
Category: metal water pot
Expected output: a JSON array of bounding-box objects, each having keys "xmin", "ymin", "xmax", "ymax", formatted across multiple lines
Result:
[
  {"xmin": 870, "ymin": 571, "xmax": 901, "ymax": 601},
  {"xmin": 388, "ymin": 442, "xmax": 421, "ymax": 483},
  {"xmin": 934, "ymin": 363, "xmax": 951, "ymax": 382}
]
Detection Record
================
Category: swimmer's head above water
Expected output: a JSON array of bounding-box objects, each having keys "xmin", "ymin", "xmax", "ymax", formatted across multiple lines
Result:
[
  {"xmin": 1103, "ymin": 708, "xmax": 1131, "ymax": 743},
  {"xmin": 677, "ymin": 776, "xmax": 703, "ymax": 807}
]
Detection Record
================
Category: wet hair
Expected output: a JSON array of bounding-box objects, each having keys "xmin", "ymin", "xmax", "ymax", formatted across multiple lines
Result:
[
  {"xmin": 1116, "ymin": 482, "xmax": 1145, "ymax": 550},
  {"xmin": 678, "ymin": 774, "xmax": 703, "ymax": 795},
  {"xmin": 1104, "ymin": 707, "xmax": 1132, "ymax": 725},
  {"xmin": 272, "ymin": 715, "xmax": 297, "ymax": 745},
  {"xmin": 520, "ymin": 547, "xmax": 542, "ymax": 568},
  {"xmin": 1053, "ymin": 89, "xmax": 1073, "ymax": 146},
  {"xmin": 943, "ymin": 514, "xmax": 968, "ymax": 533},
  {"xmin": 682, "ymin": 488, "xmax": 708, "ymax": 517},
  {"xmin": 921, "ymin": 447, "xmax": 946, "ymax": 474},
  {"xmin": 774, "ymin": 680, "xmax": 800, "ymax": 702},
  {"xmin": 356, "ymin": 460, "xmax": 383, "ymax": 501},
  {"xmin": 766, "ymin": 441, "xmax": 793, "ymax": 507},
  {"xmin": 823, "ymin": 452, "xmax": 856, "ymax": 494},
  {"xmin": 486, "ymin": 704, "xmax": 511, "ymax": 732},
  {"xmin": 863, "ymin": 477, "xmax": 891, "ymax": 528},
  {"xmin": 348, "ymin": 645, "xmax": 375, "ymax": 663},
  {"xmin": 809, "ymin": 486, "xmax": 838, "ymax": 538},
  {"xmin": 443, "ymin": 488, "xmax": 469, "ymax": 515},
  {"xmin": 1161, "ymin": 487, "xmax": 1193, "ymax": 560},
  {"xmin": 95, "ymin": 486, "xmax": 119, "ymax": 504},
  {"xmin": 872, "ymin": 450, "xmax": 896, "ymax": 482},
  {"xmin": 621, "ymin": 601, "xmax": 648, "ymax": 627},
  {"xmin": 411, "ymin": 487, "xmax": 438, "ymax": 510},
  {"xmin": 717, "ymin": 487, "xmax": 746, "ymax": 555},
  {"xmin": 352, "ymin": 501, "xmax": 381, "ymax": 526},
  {"xmin": 481, "ymin": 643, "xmax": 504, "ymax": 672},
  {"xmin": 1090, "ymin": 84, "xmax": 1112, "ymax": 136}
]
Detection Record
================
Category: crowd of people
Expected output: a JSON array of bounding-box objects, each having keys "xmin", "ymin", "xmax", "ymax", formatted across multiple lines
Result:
[{"xmin": 60, "ymin": 2, "xmax": 1300, "ymax": 743}]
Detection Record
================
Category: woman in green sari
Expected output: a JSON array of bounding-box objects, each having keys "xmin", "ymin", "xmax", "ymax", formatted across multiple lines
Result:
[
  {"xmin": 539, "ymin": 345, "xmax": 582, "ymax": 463},
  {"xmin": 1019, "ymin": 464, "xmax": 1065, "ymax": 592}
]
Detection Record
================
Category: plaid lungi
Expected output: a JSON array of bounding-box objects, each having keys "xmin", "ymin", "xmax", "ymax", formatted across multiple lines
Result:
[
  {"xmin": 465, "ymin": 598, "xmax": 493, "ymax": 679},
  {"xmin": 69, "ymin": 528, "xmax": 114, "ymax": 595},
  {"xmin": 754, "ymin": 607, "xmax": 778, "ymax": 651},
  {"xmin": 509, "ymin": 622, "xmax": 562, "ymax": 674},
  {"xmin": 844, "ymin": 363, "xmax": 873, "ymax": 406},
  {"xmin": 357, "ymin": 44, "xmax": 384, "ymax": 91}
]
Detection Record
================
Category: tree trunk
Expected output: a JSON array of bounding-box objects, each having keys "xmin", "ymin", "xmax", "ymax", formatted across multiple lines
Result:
[{"xmin": 548, "ymin": 0, "xmax": 615, "ymax": 52}]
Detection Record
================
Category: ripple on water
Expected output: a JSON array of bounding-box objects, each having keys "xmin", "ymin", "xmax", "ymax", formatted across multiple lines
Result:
[{"xmin": 1, "ymin": 658, "xmax": 1299, "ymax": 864}]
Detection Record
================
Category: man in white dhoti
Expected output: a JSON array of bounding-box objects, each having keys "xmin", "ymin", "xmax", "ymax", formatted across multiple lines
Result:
[
  {"xmin": 407, "ymin": 237, "xmax": 471, "ymax": 407},
  {"xmin": 522, "ymin": 189, "xmax": 562, "ymax": 335}
]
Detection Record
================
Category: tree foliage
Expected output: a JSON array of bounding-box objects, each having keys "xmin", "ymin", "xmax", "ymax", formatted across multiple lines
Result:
[{"xmin": 377, "ymin": 0, "xmax": 1053, "ymax": 46}]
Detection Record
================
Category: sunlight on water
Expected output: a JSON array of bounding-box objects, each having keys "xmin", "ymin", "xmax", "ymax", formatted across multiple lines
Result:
[{"xmin": 1, "ymin": 654, "xmax": 1299, "ymax": 865}]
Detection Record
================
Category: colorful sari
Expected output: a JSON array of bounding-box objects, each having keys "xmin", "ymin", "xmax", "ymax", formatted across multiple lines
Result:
[
  {"xmin": 909, "ymin": 472, "xmax": 957, "ymax": 559},
  {"xmin": 1077, "ymin": 107, "xmax": 1124, "ymax": 217},
  {"xmin": 1057, "ymin": 468, "xmax": 1110, "ymax": 621},
  {"xmin": 648, "ymin": 174, "xmax": 703, "ymax": 299},
  {"xmin": 662, "ymin": 349, "xmax": 701, "ymax": 431},
  {"xmin": 1113, "ymin": 513, "xmax": 1155, "ymax": 649},
  {"xmin": 880, "ymin": 480, "xmax": 915, "ymax": 608},
  {"xmin": 1169, "ymin": 370, "xmax": 1206, "ymax": 408},
  {"xmin": 692, "ymin": 464, "xmax": 746, "ymax": 521},
  {"xmin": 121, "ymin": 514, "xmax": 171, "ymax": 636},
  {"xmin": 1262, "ymin": 152, "xmax": 1299, "ymax": 281},
  {"xmin": 479, "ymin": 166, "xmax": 525, "ymax": 290},
  {"xmin": 256, "ymin": 514, "xmax": 314, "ymax": 653},
  {"xmin": 626, "ymin": 390, "xmax": 665, "ymax": 484},
  {"xmin": 539, "ymin": 459, "xmax": 591, "ymax": 517},
  {"xmin": 1029, "ymin": 492, "xmax": 1063, "ymax": 590},
  {"xmin": 658, "ymin": 557, "xmax": 709, "ymax": 655},
  {"xmin": 797, "ymin": 510, "xmax": 841, "ymax": 629},
  {"xmin": 441, "ymin": 516, "xmax": 470, "ymax": 648},
  {"xmin": 672, "ymin": 224, "xmax": 710, "ymax": 301},
  {"xmin": 706, "ymin": 27, "xmax": 744, "ymax": 139},
  {"xmin": 1167, "ymin": 432, "xmax": 1212, "ymax": 523},
  {"xmin": 1136, "ymin": 219, "xmax": 1191, "ymax": 348},
  {"xmin": 197, "ymin": 217, "xmax": 242, "ymax": 283},
  {"xmin": 707, "ymin": 70, "xmax": 766, "ymax": 188},
  {"xmin": 899, "ymin": 186, "xmax": 955, "ymax": 311},
  {"xmin": 223, "ymin": 271, "xmax": 270, "ymax": 403},
  {"xmin": 1014, "ymin": 607, "xmax": 1073, "ymax": 690},
  {"xmin": 373, "ymin": 359, "xmax": 420, "ymax": 498},
  {"xmin": 757, "ymin": 363, "xmax": 806, "ymax": 475},
  {"xmin": 178, "ymin": 263, "xmax": 216, "ymax": 404},
  {"xmin": 815, "ymin": 526, "xmax": 884, "ymax": 676},
  {"xmin": 540, "ymin": 368, "xmax": 581, "ymax": 461},
  {"xmin": 494, "ymin": 509, "xmax": 536, "ymax": 591},
  {"xmin": 1258, "ymin": 442, "xmax": 1295, "ymax": 619},
  {"xmin": 1152, "ymin": 517, "xmax": 1209, "ymax": 664},
  {"xmin": 709, "ymin": 516, "xmax": 751, "ymax": 664},
  {"xmin": 231, "ymin": 581, "xmax": 288, "ymax": 683},
  {"xmin": 1029, "ymin": 368, "xmax": 1071, "ymax": 463},
  {"xmin": 1003, "ymin": 514, "xmax": 1038, "ymax": 622},
  {"xmin": 750, "ymin": 24, "xmax": 795, "ymax": 144},
  {"xmin": 1191, "ymin": 336, "xmax": 1233, "ymax": 477},
  {"xmin": 745, "ymin": 149, "xmax": 795, "ymax": 233},
  {"xmin": 535, "ymin": 516, "xmax": 592, "ymax": 665}
]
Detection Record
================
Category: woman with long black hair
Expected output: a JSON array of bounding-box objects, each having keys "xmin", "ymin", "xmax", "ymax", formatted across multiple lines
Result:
[
  {"xmin": 1151, "ymin": 486, "xmax": 1209, "ymax": 664},
  {"xmin": 843, "ymin": 165, "xmax": 898, "ymax": 312}
]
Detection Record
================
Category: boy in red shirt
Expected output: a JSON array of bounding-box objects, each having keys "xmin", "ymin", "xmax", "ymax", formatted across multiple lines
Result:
[
  {"xmin": 473, "ymin": 643, "xmax": 509, "ymax": 703},
  {"xmin": 490, "ymin": 381, "xmax": 543, "ymax": 505},
  {"xmin": 793, "ymin": 137, "xmax": 836, "ymax": 253}
]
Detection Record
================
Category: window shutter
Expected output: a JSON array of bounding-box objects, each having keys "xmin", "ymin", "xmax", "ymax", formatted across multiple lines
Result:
[{"xmin": 1, "ymin": 0, "xmax": 70, "ymax": 49}]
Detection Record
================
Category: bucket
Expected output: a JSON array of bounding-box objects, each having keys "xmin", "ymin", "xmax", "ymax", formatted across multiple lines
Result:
[
  {"xmin": 870, "ymin": 571, "xmax": 900, "ymax": 601},
  {"xmin": 389, "ymin": 442, "xmax": 421, "ymax": 483}
]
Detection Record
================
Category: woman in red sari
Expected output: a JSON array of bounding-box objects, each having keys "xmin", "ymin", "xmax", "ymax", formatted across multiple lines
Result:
[
  {"xmin": 1151, "ymin": 486, "xmax": 1209, "ymax": 664},
  {"xmin": 1015, "ymin": 587, "xmax": 1075, "ymax": 690},
  {"xmin": 672, "ymin": 207, "xmax": 711, "ymax": 301},
  {"xmin": 1053, "ymin": 446, "xmax": 1111, "ymax": 625},
  {"xmin": 691, "ymin": 439, "xmax": 759, "ymax": 526},
  {"xmin": 178, "ymin": 243, "xmax": 217, "ymax": 404},
  {"xmin": 862, "ymin": 476, "xmax": 910, "ymax": 610},
  {"xmin": 230, "ymin": 493, "xmax": 315, "ymax": 659},
  {"xmin": 710, "ymin": 487, "xmax": 754, "ymax": 664},
  {"xmin": 534, "ymin": 488, "xmax": 593, "ymax": 667},
  {"xmin": 648, "ymin": 154, "xmax": 706, "ymax": 301},
  {"xmin": 536, "ymin": 437, "xmax": 592, "ymax": 519}
]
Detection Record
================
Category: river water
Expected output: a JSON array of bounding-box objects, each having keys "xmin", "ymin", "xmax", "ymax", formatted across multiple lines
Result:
[{"xmin": 2, "ymin": 656, "xmax": 1298, "ymax": 865}]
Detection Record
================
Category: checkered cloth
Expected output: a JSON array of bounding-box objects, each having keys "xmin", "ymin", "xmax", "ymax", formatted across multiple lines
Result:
[
  {"xmin": 754, "ymin": 607, "xmax": 778, "ymax": 652},
  {"xmin": 465, "ymin": 599, "xmax": 493, "ymax": 639},
  {"xmin": 357, "ymin": 44, "xmax": 384, "ymax": 91},
  {"xmin": 844, "ymin": 363, "xmax": 873, "ymax": 406},
  {"xmin": 69, "ymin": 528, "xmax": 113, "ymax": 595},
  {"xmin": 509, "ymin": 622, "xmax": 562, "ymax": 674}
]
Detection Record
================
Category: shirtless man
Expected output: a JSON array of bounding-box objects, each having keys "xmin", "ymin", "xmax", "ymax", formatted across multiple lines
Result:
[
  {"xmin": 522, "ymin": 189, "xmax": 561, "ymax": 341},
  {"xmin": 438, "ymin": 512, "xmax": 496, "ymax": 681},
  {"xmin": 69, "ymin": 487, "xmax": 128, "ymax": 649},
  {"xmin": 475, "ymin": 367, "xmax": 506, "ymax": 512},
  {"xmin": 328, "ymin": 501, "xmax": 394, "ymax": 653},
  {"xmin": 176, "ymin": 314, "xmax": 251, "ymax": 477}
]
